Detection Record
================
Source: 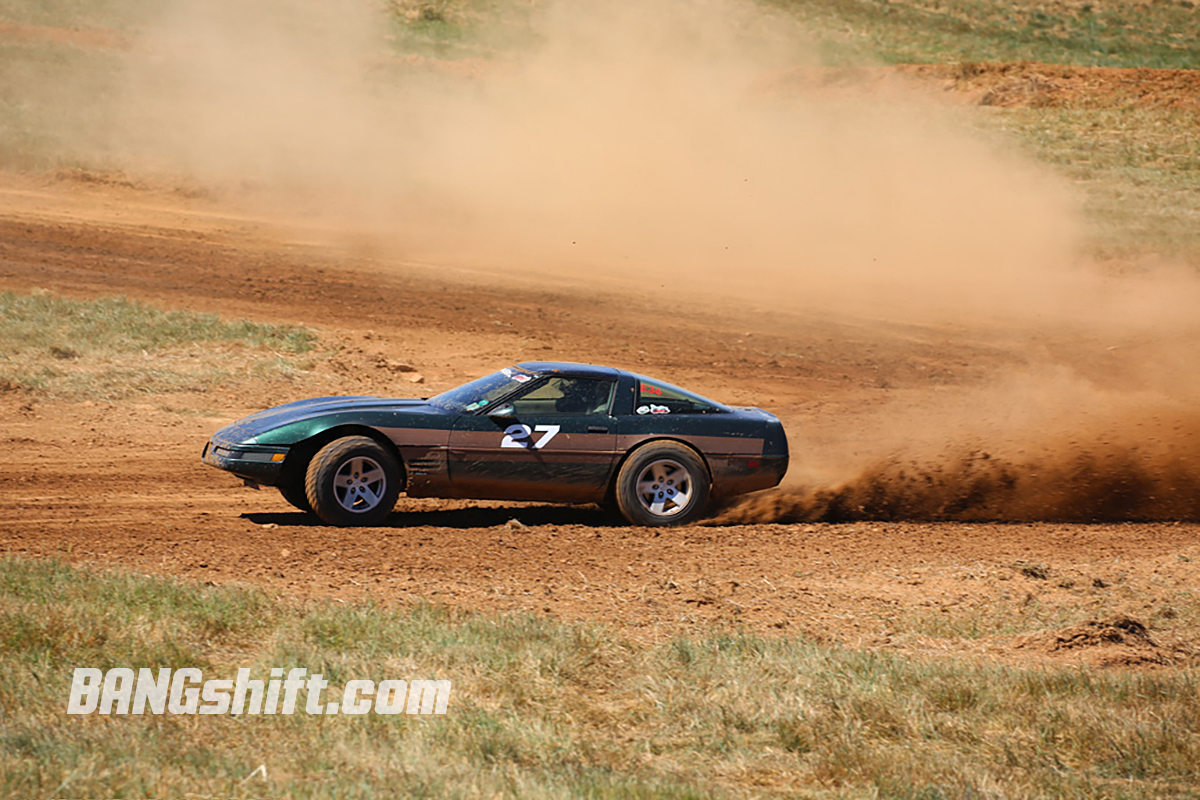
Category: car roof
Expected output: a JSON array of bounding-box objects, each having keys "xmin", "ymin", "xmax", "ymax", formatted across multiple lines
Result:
[{"xmin": 516, "ymin": 361, "xmax": 625, "ymax": 379}]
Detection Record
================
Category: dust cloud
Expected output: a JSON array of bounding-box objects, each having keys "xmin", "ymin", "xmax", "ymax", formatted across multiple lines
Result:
[
  {"xmin": 720, "ymin": 367, "xmax": 1200, "ymax": 522},
  {"xmin": 114, "ymin": 0, "xmax": 1090, "ymax": 321},
  {"xmin": 746, "ymin": 307, "xmax": 1200, "ymax": 522},
  {"xmin": 103, "ymin": 0, "xmax": 1200, "ymax": 521}
]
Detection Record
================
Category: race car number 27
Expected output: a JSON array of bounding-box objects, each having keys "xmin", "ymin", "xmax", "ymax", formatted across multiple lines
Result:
[{"xmin": 501, "ymin": 424, "xmax": 561, "ymax": 450}]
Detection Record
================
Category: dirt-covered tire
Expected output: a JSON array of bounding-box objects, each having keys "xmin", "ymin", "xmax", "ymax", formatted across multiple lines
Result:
[
  {"xmin": 614, "ymin": 441, "xmax": 710, "ymax": 527},
  {"xmin": 278, "ymin": 480, "xmax": 312, "ymax": 514},
  {"xmin": 305, "ymin": 436, "xmax": 402, "ymax": 527}
]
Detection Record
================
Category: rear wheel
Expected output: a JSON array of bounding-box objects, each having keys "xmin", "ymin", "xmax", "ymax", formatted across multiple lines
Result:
[
  {"xmin": 614, "ymin": 441, "xmax": 710, "ymax": 526},
  {"xmin": 305, "ymin": 436, "xmax": 402, "ymax": 526}
]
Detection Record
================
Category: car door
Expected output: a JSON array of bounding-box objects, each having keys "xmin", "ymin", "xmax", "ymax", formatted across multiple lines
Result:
[{"xmin": 447, "ymin": 376, "xmax": 618, "ymax": 502}]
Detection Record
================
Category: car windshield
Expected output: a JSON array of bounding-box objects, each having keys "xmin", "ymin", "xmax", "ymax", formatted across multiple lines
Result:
[{"xmin": 428, "ymin": 367, "xmax": 536, "ymax": 412}]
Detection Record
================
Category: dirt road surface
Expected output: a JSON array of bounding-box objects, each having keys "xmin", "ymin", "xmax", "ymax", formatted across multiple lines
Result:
[{"xmin": 1, "ymin": 165, "xmax": 1198, "ymax": 669}]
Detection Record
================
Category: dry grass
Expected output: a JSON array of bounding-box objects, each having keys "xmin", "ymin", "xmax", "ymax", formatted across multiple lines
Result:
[
  {"xmin": 973, "ymin": 106, "xmax": 1200, "ymax": 264},
  {"xmin": 0, "ymin": 290, "xmax": 319, "ymax": 399},
  {"xmin": 3, "ymin": 557, "xmax": 1200, "ymax": 798},
  {"xmin": 384, "ymin": 0, "xmax": 1200, "ymax": 67},
  {"xmin": 769, "ymin": 0, "xmax": 1200, "ymax": 67}
]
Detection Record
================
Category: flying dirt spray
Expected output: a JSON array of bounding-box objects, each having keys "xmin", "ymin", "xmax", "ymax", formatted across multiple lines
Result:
[
  {"xmin": 108, "ymin": 0, "xmax": 1200, "ymax": 521},
  {"xmin": 717, "ymin": 374, "xmax": 1200, "ymax": 523}
]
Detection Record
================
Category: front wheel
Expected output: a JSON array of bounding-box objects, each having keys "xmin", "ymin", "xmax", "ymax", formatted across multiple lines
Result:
[
  {"xmin": 305, "ymin": 436, "xmax": 402, "ymax": 526},
  {"xmin": 278, "ymin": 480, "xmax": 312, "ymax": 514},
  {"xmin": 614, "ymin": 441, "xmax": 710, "ymax": 526}
]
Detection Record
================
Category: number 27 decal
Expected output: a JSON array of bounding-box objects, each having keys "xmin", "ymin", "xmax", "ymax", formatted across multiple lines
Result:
[{"xmin": 501, "ymin": 424, "xmax": 561, "ymax": 450}]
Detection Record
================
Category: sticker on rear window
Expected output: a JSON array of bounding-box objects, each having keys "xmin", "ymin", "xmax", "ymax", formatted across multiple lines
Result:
[{"xmin": 636, "ymin": 404, "xmax": 670, "ymax": 415}]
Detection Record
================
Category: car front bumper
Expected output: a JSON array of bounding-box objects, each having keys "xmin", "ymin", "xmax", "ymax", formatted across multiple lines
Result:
[{"xmin": 201, "ymin": 437, "xmax": 289, "ymax": 486}]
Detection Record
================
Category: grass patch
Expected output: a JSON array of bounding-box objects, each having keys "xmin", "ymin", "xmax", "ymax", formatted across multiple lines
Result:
[
  {"xmin": 0, "ymin": 39, "xmax": 127, "ymax": 172},
  {"xmin": 0, "ymin": 291, "xmax": 314, "ymax": 353},
  {"xmin": 385, "ymin": 0, "xmax": 544, "ymax": 60},
  {"xmin": 0, "ymin": 290, "xmax": 318, "ymax": 399},
  {"xmin": 977, "ymin": 106, "xmax": 1200, "ymax": 262},
  {"xmin": 3, "ymin": 0, "xmax": 1196, "ymax": 68},
  {"xmin": 767, "ymin": 0, "xmax": 1200, "ymax": 68},
  {"xmin": 0, "ymin": 0, "xmax": 159, "ymax": 31},
  {"xmin": 380, "ymin": 0, "xmax": 1200, "ymax": 67},
  {"xmin": 2, "ymin": 557, "xmax": 1200, "ymax": 798}
]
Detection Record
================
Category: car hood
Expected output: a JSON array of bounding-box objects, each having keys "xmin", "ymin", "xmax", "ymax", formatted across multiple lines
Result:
[{"xmin": 215, "ymin": 396, "xmax": 435, "ymax": 443}]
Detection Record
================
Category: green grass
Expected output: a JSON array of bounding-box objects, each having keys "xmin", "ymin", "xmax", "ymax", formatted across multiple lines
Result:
[
  {"xmin": 979, "ymin": 107, "xmax": 1200, "ymax": 263},
  {"xmin": 0, "ymin": 291, "xmax": 314, "ymax": 354},
  {"xmin": 0, "ymin": 290, "xmax": 318, "ymax": 398},
  {"xmin": 2, "ymin": 557, "xmax": 1200, "ymax": 798},
  {"xmin": 385, "ymin": 0, "xmax": 544, "ymax": 60},
  {"xmin": 0, "ymin": 0, "xmax": 158, "ymax": 31},
  {"xmin": 0, "ymin": 40, "xmax": 126, "ymax": 171},
  {"xmin": 383, "ymin": 0, "xmax": 1200, "ymax": 67},
  {"xmin": 766, "ymin": 0, "xmax": 1200, "ymax": 68},
  {"xmin": 4, "ymin": 0, "xmax": 1194, "ymax": 67}
]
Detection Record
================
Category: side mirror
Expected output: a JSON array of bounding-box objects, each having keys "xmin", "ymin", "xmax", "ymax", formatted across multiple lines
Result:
[{"xmin": 487, "ymin": 403, "xmax": 516, "ymax": 421}]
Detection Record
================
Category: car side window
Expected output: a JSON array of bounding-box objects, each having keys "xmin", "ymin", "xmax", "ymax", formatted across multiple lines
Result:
[
  {"xmin": 636, "ymin": 380, "xmax": 718, "ymax": 415},
  {"xmin": 510, "ymin": 378, "xmax": 615, "ymax": 416}
]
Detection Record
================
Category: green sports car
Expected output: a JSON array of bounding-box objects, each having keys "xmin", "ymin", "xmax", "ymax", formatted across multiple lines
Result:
[{"xmin": 202, "ymin": 362, "xmax": 788, "ymax": 526}]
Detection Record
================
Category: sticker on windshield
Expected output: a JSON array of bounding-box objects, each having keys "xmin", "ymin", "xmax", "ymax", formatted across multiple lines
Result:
[
  {"xmin": 636, "ymin": 404, "xmax": 670, "ymax": 415},
  {"xmin": 501, "ymin": 368, "xmax": 532, "ymax": 383},
  {"xmin": 500, "ymin": 424, "xmax": 561, "ymax": 449},
  {"xmin": 640, "ymin": 383, "xmax": 663, "ymax": 396}
]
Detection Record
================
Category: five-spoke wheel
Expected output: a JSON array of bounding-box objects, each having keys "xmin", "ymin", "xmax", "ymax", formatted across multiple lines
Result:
[
  {"xmin": 305, "ymin": 436, "xmax": 402, "ymax": 526},
  {"xmin": 634, "ymin": 458, "xmax": 694, "ymax": 518},
  {"xmin": 332, "ymin": 455, "xmax": 388, "ymax": 513},
  {"xmin": 615, "ymin": 441, "xmax": 710, "ymax": 526}
]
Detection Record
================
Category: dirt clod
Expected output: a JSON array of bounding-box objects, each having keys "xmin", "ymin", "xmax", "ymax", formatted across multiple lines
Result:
[{"xmin": 1016, "ymin": 616, "xmax": 1174, "ymax": 667}]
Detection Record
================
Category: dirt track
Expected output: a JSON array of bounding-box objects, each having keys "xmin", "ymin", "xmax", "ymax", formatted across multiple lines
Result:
[{"xmin": 2, "ymin": 173, "xmax": 1198, "ymax": 668}]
